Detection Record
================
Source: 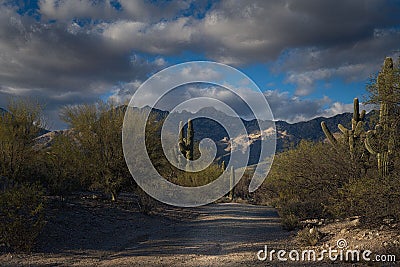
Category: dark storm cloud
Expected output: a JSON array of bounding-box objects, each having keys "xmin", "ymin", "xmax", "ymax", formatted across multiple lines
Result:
[
  {"xmin": 0, "ymin": 9, "xmax": 159, "ymax": 93},
  {"xmin": 0, "ymin": 0, "xmax": 399, "ymax": 128},
  {"xmin": 0, "ymin": 5, "xmax": 164, "ymax": 128}
]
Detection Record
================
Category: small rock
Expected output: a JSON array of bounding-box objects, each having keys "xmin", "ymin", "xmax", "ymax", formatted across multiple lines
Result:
[
  {"xmin": 350, "ymin": 218, "xmax": 360, "ymax": 226},
  {"xmin": 340, "ymin": 228, "xmax": 347, "ymax": 234}
]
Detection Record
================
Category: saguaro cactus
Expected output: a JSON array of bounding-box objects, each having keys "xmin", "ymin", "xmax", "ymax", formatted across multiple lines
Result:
[
  {"xmin": 321, "ymin": 98, "xmax": 366, "ymax": 154},
  {"xmin": 321, "ymin": 98, "xmax": 368, "ymax": 177},
  {"xmin": 178, "ymin": 119, "xmax": 194, "ymax": 161},
  {"xmin": 221, "ymin": 161, "xmax": 226, "ymax": 171},
  {"xmin": 229, "ymin": 166, "xmax": 235, "ymax": 201},
  {"xmin": 364, "ymin": 57, "xmax": 397, "ymax": 178}
]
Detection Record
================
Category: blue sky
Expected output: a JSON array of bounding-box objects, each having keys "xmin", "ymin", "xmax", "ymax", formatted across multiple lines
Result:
[{"xmin": 0, "ymin": 0, "xmax": 399, "ymax": 129}]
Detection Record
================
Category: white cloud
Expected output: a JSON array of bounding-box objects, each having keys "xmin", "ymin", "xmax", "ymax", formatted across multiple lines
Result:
[{"xmin": 286, "ymin": 69, "xmax": 332, "ymax": 96}]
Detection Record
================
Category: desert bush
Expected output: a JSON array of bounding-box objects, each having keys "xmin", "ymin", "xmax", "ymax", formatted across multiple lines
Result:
[
  {"xmin": 281, "ymin": 213, "xmax": 300, "ymax": 231},
  {"xmin": 43, "ymin": 134, "xmax": 85, "ymax": 199},
  {"xmin": 174, "ymin": 162, "xmax": 223, "ymax": 187},
  {"xmin": 263, "ymin": 131, "xmax": 400, "ymax": 226},
  {"xmin": 0, "ymin": 98, "xmax": 45, "ymax": 182},
  {"xmin": 334, "ymin": 169, "xmax": 400, "ymax": 224},
  {"xmin": 60, "ymin": 101, "xmax": 131, "ymax": 201},
  {"xmin": 263, "ymin": 140, "xmax": 353, "ymax": 221},
  {"xmin": 0, "ymin": 183, "xmax": 45, "ymax": 252}
]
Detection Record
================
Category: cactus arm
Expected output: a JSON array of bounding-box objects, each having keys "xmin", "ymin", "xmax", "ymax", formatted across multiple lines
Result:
[
  {"xmin": 354, "ymin": 121, "xmax": 364, "ymax": 136},
  {"xmin": 364, "ymin": 130, "xmax": 377, "ymax": 155},
  {"xmin": 388, "ymin": 134, "xmax": 395, "ymax": 154},
  {"xmin": 338, "ymin": 124, "xmax": 348, "ymax": 135},
  {"xmin": 321, "ymin": 121, "xmax": 337, "ymax": 145},
  {"xmin": 360, "ymin": 110, "xmax": 366, "ymax": 121},
  {"xmin": 321, "ymin": 96, "xmax": 370, "ymax": 177},
  {"xmin": 353, "ymin": 98, "xmax": 360, "ymax": 122}
]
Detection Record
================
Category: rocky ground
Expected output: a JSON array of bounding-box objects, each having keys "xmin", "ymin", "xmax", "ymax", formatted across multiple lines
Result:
[
  {"xmin": 0, "ymin": 194, "xmax": 399, "ymax": 266},
  {"xmin": 294, "ymin": 217, "xmax": 400, "ymax": 266}
]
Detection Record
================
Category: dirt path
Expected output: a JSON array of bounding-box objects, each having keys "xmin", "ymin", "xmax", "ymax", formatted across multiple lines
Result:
[
  {"xmin": 135, "ymin": 203, "xmax": 289, "ymax": 253},
  {"xmin": 1, "ymin": 197, "xmax": 299, "ymax": 266}
]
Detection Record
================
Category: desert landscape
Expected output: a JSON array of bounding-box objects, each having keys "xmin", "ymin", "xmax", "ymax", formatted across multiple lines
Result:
[{"xmin": 1, "ymin": 1, "xmax": 400, "ymax": 266}]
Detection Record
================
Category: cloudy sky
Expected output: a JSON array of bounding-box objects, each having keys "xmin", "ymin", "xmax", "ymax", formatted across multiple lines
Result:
[{"xmin": 0, "ymin": 0, "xmax": 399, "ymax": 129}]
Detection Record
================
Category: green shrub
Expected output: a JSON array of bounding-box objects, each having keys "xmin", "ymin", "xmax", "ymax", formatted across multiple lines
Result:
[
  {"xmin": 0, "ymin": 183, "xmax": 46, "ymax": 252},
  {"xmin": 263, "ymin": 140, "xmax": 353, "ymax": 222},
  {"xmin": 174, "ymin": 162, "xmax": 223, "ymax": 187},
  {"xmin": 60, "ymin": 101, "xmax": 131, "ymax": 201},
  {"xmin": 263, "ymin": 136, "xmax": 400, "ymax": 227},
  {"xmin": 0, "ymin": 98, "xmax": 45, "ymax": 183},
  {"xmin": 334, "ymin": 169, "xmax": 400, "ymax": 224}
]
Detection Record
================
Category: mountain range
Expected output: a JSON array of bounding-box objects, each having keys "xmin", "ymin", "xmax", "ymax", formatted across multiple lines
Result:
[
  {"xmin": 145, "ymin": 107, "xmax": 375, "ymax": 165},
  {"xmin": 28, "ymin": 106, "xmax": 375, "ymax": 166}
]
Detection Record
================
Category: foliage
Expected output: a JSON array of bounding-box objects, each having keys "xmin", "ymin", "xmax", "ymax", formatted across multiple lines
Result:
[
  {"xmin": 145, "ymin": 113, "xmax": 173, "ymax": 178},
  {"xmin": 0, "ymin": 183, "xmax": 45, "ymax": 252},
  {"xmin": 281, "ymin": 213, "xmax": 300, "ymax": 231},
  {"xmin": 60, "ymin": 101, "xmax": 130, "ymax": 201},
  {"xmin": 263, "ymin": 140, "xmax": 353, "ymax": 220},
  {"xmin": 44, "ymin": 134, "xmax": 86, "ymax": 199},
  {"xmin": 0, "ymin": 98, "xmax": 45, "ymax": 182},
  {"xmin": 174, "ymin": 162, "xmax": 223, "ymax": 187},
  {"xmin": 334, "ymin": 168, "xmax": 400, "ymax": 224}
]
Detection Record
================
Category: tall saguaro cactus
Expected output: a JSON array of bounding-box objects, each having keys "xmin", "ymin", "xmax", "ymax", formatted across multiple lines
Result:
[
  {"xmin": 364, "ymin": 57, "xmax": 397, "ymax": 178},
  {"xmin": 178, "ymin": 119, "xmax": 194, "ymax": 161},
  {"xmin": 321, "ymin": 98, "xmax": 366, "ymax": 155},
  {"xmin": 321, "ymin": 98, "xmax": 368, "ymax": 177}
]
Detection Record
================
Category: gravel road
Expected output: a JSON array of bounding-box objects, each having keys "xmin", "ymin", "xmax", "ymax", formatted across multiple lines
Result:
[{"xmin": 0, "ymin": 199, "xmax": 317, "ymax": 266}]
